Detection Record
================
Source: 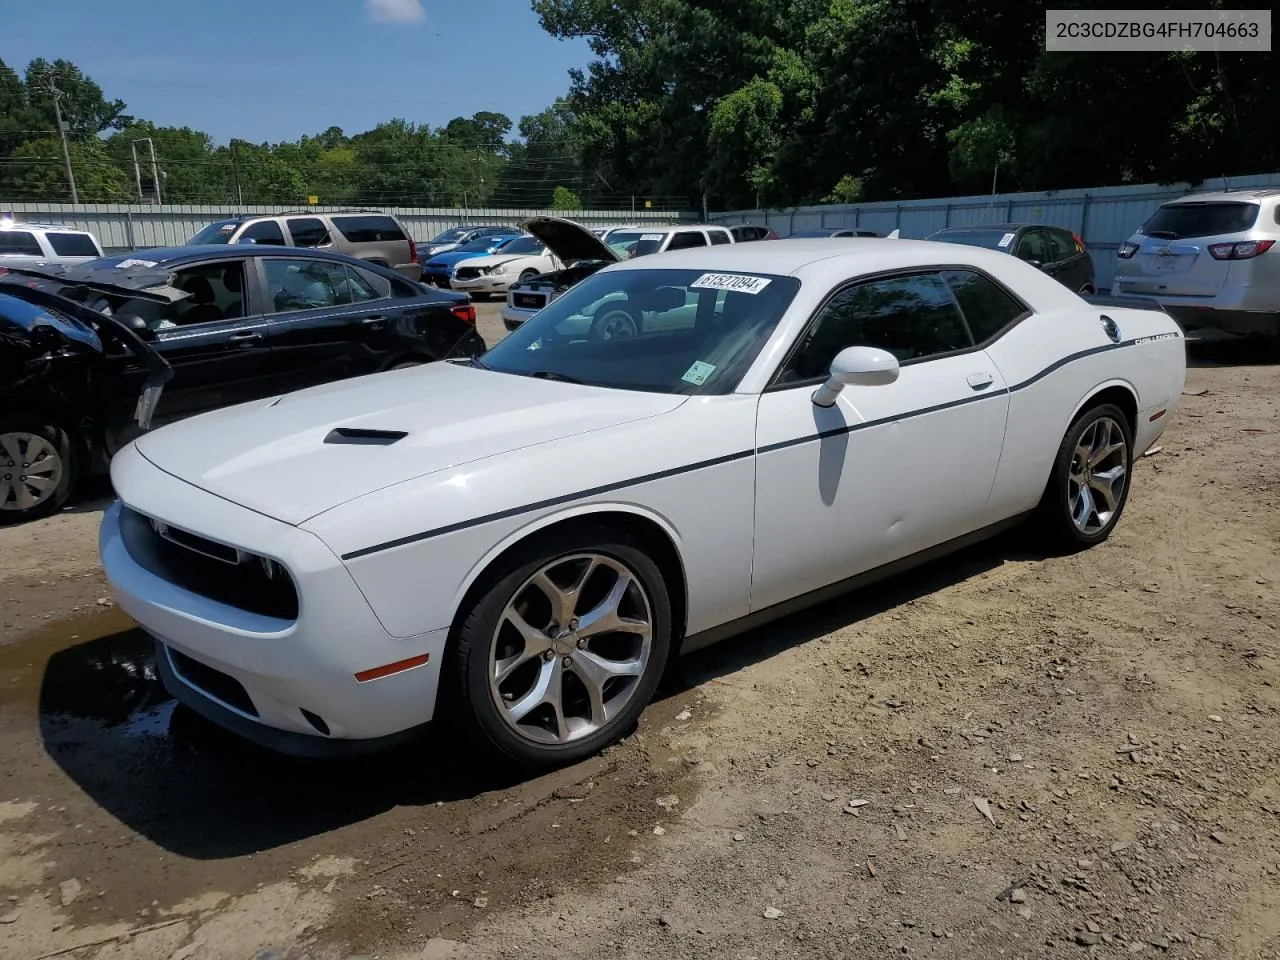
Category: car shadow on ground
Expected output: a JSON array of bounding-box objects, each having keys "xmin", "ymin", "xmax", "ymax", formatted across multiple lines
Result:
[{"xmin": 35, "ymin": 530, "xmax": 1029, "ymax": 861}]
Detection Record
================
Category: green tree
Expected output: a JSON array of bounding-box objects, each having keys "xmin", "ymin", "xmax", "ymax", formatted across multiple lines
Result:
[
  {"xmin": 23, "ymin": 58, "xmax": 132, "ymax": 139},
  {"xmin": 6, "ymin": 136, "xmax": 131, "ymax": 201},
  {"xmin": 550, "ymin": 185, "xmax": 582, "ymax": 210}
]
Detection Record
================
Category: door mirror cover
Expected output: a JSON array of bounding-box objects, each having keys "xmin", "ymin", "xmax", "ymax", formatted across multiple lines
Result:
[{"xmin": 812, "ymin": 346, "xmax": 900, "ymax": 407}]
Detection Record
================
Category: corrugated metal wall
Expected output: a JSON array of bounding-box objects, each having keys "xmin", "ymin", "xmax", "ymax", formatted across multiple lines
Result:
[
  {"xmin": 0, "ymin": 202, "xmax": 697, "ymax": 254},
  {"xmin": 712, "ymin": 172, "xmax": 1280, "ymax": 290}
]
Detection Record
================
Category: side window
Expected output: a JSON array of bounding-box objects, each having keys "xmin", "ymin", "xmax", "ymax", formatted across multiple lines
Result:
[
  {"xmin": 777, "ymin": 273, "xmax": 972, "ymax": 384},
  {"xmin": 708, "ymin": 229, "xmax": 732, "ymax": 246},
  {"xmin": 1013, "ymin": 229, "xmax": 1049, "ymax": 264},
  {"xmin": 46, "ymin": 233, "xmax": 101, "ymax": 257},
  {"xmin": 330, "ymin": 215, "xmax": 407, "ymax": 243},
  {"xmin": 0, "ymin": 230, "xmax": 42, "ymax": 256},
  {"xmin": 343, "ymin": 266, "xmax": 379, "ymax": 303},
  {"xmin": 263, "ymin": 258, "xmax": 356, "ymax": 312},
  {"xmin": 240, "ymin": 220, "xmax": 287, "ymax": 246},
  {"xmin": 1046, "ymin": 229, "xmax": 1076, "ymax": 263},
  {"xmin": 286, "ymin": 218, "xmax": 331, "ymax": 248},
  {"xmin": 940, "ymin": 269, "xmax": 1028, "ymax": 343},
  {"xmin": 667, "ymin": 231, "xmax": 708, "ymax": 251},
  {"xmin": 136, "ymin": 262, "xmax": 247, "ymax": 330}
]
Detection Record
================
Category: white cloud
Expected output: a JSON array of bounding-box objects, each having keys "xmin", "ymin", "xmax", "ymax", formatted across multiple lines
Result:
[{"xmin": 365, "ymin": 0, "xmax": 425, "ymax": 23}]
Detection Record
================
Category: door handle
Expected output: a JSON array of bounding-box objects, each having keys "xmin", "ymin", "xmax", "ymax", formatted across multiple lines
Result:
[
  {"xmin": 966, "ymin": 372, "xmax": 995, "ymax": 390},
  {"xmin": 361, "ymin": 315, "xmax": 387, "ymax": 324},
  {"xmin": 228, "ymin": 331, "xmax": 262, "ymax": 345}
]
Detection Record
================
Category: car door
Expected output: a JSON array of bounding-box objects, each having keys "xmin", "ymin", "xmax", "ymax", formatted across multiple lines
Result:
[
  {"xmin": 1046, "ymin": 228, "xmax": 1094, "ymax": 292},
  {"xmin": 103, "ymin": 258, "xmax": 274, "ymax": 431},
  {"xmin": 259, "ymin": 254, "xmax": 397, "ymax": 393},
  {"xmin": 1013, "ymin": 228, "xmax": 1053, "ymax": 276},
  {"xmin": 284, "ymin": 216, "xmax": 334, "ymax": 251},
  {"xmin": 750, "ymin": 270, "xmax": 1011, "ymax": 612}
]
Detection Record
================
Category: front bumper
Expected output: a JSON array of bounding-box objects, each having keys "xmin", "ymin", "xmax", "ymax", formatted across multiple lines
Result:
[
  {"xmin": 451, "ymin": 274, "xmax": 513, "ymax": 294},
  {"xmin": 99, "ymin": 450, "xmax": 451, "ymax": 754},
  {"xmin": 421, "ymin": 268, "xmax": 453, "ymax": 288},
  {"xmin": 500, "ymin": 303, "xmax": 538, "ymax": 330}
]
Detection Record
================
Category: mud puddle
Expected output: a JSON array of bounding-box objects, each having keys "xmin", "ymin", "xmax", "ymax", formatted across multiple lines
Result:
[{"xmin": 0, "ymin": 609, "xmax": 703, "ymax": 956}]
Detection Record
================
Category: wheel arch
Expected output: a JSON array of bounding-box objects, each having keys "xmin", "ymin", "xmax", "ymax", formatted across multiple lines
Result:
[
  {"xmin": 446, "ymin": 503, "xmax": 690, "ymax": 648},
  {"xmin": 1068, "ymin": 379, "xmax": 1138, "ymax": 436}
]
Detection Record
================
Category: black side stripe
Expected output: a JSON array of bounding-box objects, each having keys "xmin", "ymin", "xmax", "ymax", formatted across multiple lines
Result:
[
  {"xmin": 340, "ymin": 340, "xmax": 1135, "ymax": 560},
  {"xmin": 340, "ymin": 450, "xmax": 754, "ymax": 560}
]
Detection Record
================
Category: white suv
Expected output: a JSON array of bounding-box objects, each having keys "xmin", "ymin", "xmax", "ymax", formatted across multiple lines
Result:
[
  {"xmin": 1111, "ymin": 188, "xmax": 1280, "ymax": 336},
  {"xmin": 0, "ymin": 220, "xmax": 105, "ymax": 268}
]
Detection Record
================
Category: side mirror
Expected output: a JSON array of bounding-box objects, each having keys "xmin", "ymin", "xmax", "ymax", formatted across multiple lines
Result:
[
  {"xmin": 118, "ymin": 313, "xmax": 149, "ymax": 333},
  {"xmin": 812, "ymin": 346, "xmax": 899, "ymax": 407},
  {"xmin": 236, "ymin": 237, "xmax": 257, "ymax": 245},
  {"xmin": 1023, "ymin": 259, "xmax": 1043, "ymax": 269}
]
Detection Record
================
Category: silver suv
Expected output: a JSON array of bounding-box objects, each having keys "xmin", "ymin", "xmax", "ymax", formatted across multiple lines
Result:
[
  {"xmin": 188, "ymin": 211, "xmax": 420, "ymax": 279},
  {"xmin": 0, "ymin": 219, "xmax": 105, "ymax": 267},
  {"xmin": 1111, "ymin": 188, "xmax": 1280, "ymax": 336}
]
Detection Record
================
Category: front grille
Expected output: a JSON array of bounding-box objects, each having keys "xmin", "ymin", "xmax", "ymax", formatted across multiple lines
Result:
[
  {"xmin": 168, "ymin": 648, "xmax": 259, "ymax": 717},
  {"xmin": 120, "ymin": 506, "xmax": 299, "ymax": 620},
  {"xmin": 454, "ymin": 266, "xmax": 484, "ymax": 281},
  {"xmin": 513, "ymin": 292, "xmax": 546, "ymax": 310}
]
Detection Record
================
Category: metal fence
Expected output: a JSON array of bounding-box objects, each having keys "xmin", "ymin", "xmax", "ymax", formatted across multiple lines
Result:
[
  {"xmin": 0, "ymin": 202, "xmax": 698, "ymax": 254},
  {"xmin": 711, "ymin": 172, "xmax": 1280, "ymax": 290}
]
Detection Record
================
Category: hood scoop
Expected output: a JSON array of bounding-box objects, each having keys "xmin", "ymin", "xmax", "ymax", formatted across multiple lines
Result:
[{"xmin": 324, "ymin": 427, "xmax": 408, "ymax": 446}]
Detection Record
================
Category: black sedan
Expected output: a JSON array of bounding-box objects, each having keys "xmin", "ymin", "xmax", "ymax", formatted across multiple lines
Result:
[
  {"xmin": 0, "ymin": 245, "xmax": 485, "ymax": 522},
  {"xmin": 926, "ymin": 223, "xmax": 1097, "ymax": 294}
]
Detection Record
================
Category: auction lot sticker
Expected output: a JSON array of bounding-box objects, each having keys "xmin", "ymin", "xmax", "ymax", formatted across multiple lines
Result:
[{"xmin": 691, "ymin": 273, "xmax": 773, "ymax": 295}]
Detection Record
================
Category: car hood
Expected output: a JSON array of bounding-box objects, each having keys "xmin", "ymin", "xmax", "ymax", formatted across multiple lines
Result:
[
  {"xmin": 456, "ymin": 252, "xmax": 542, "ymax": 269},
  {"xmin": 520, "ymin": 216, "xmax": 620, "ymax": 265},
  {"xmin": 132, "ymin": 361, "xmax": 686, "ymax": 525}
]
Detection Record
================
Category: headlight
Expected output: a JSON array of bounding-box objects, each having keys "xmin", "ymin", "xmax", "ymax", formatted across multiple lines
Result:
[{"xmin": 493, "ymin": 263, "xmax": 510, "ymax": 275}]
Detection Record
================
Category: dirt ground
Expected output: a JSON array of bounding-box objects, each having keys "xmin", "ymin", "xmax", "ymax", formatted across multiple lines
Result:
[{"xmin": 2, "ymin": 312, "xmax": 1279, "ymax": 960}]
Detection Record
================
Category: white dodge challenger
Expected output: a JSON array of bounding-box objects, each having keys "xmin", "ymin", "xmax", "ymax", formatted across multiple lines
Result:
[{"xmin": 100, "ymin": 240, "xmax": 1186, "ymax": 766}]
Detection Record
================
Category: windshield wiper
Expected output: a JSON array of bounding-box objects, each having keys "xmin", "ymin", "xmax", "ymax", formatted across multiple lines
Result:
[
  {"xmin": 469, "ymin": 354, "xmax": 489, "ymax": 370},
  {"xmin": 529, "ymin": 370, "xmax": 586, "ymax": 384}
]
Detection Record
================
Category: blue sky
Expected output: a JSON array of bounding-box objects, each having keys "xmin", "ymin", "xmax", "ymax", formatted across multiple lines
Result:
[{"xmin": 3, "ymin": 0, "xmax": 593, "ymax": 144}]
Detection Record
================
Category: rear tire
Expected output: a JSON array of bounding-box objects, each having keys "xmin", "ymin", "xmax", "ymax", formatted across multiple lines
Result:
[
  {"xmin": 0, "ymin": 416, "xmax": 77, "ymax": 525},
  {"xmin": 1033, "ymin": 403, "xmax": 1133, "ymax": 552},
  {"xmin": 446, "ymin": 526, "xmax": 672, "ymax": 769}
]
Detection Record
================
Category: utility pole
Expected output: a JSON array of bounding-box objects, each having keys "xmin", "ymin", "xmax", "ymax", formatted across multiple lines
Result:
[
  {"xmin": 130, "ymin": 141, "xmax": 144, "ymax": 202},
  {"xmin": 48, "ymin": 80, "xmax": 79, "ymax": 204}
]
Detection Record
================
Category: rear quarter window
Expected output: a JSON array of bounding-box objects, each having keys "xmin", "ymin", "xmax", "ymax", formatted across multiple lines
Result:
[
  {"xmin": 46, "ymin": 232, "xmax": 101, "ymax": 257},
  {"xmin": 331, "ymin": 216, "xmax": 407, "ymax": 243},
  {"xmin": 1141, "ymin": 202, "xmax": 1259, "ymax": 240},
  {"xmin": 0, "ymin": 231, "xmax": 43, "ymax": 256}
]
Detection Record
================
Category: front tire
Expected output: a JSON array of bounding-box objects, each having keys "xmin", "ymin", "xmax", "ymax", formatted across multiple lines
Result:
[
  {"xmin": 448, "ymin": 526, "xmax": 672, "ymax": 768},
  {"xmin": 0, "ymin": 417, "xmax": 77, "ymax": 524},
  {"xmin": 1034, "ymin": 403, "xmax": 1133, "ymax": 551}
]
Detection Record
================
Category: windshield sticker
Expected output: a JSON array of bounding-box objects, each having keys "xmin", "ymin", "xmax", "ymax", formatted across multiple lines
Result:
[
  {"xmin": 691, "ymin": 272, "xmax": 773, "ymax": 295},
  {"xmin": 681, "ymin": 360, "xmax": 717, "ymax": 385},
  {"xmin": 997, "ymin": 232, "xmax": 1016, "ymax": 248},
  {"xmin": 114, "ymin": 258, "xmax": 159, "ymax": 269},
  {"xmin": 640, "ymin": 234, "xmax": 664, "ymax": 241}
]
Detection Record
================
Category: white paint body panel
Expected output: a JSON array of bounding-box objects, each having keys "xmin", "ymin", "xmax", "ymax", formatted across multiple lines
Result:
[{"xmin": 101, "ymin": 238, "xmax": 1186, "ymax": 745}]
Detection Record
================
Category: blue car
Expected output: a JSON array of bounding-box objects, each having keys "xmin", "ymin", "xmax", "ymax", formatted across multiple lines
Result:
[{"xmin": 421, "ymin": 234, "xmax": 520, "ymax": 286}]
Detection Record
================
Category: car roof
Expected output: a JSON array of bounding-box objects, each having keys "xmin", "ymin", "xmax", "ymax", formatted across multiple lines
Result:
[
  {"xmin": 92, "ymin": 244, "xmax": 385, "ymax": 267},
  {"xmin": 0, "ymin": 220, "xmax": 95, "ymax": 234},
  {"xmin": 932, "ymin": 223, "xmax": 1037, "ymax": 232},
  {"xmin": 597, "ymin": 237, "xmax": 1022, "ymax": 279},
  {"xmin": 1162, "ymin": 188, "xmax": 1280, "ymax": 204}
]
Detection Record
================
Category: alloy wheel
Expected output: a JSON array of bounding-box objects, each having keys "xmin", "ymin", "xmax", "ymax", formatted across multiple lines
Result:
[
  {"xmin": 0, "ymin": 432, "xmax": 64, "ymax": 513},
  {"xmin": 488, "ymin": 553, "xmax": 653, "ymax": 745},
  {"xmin": 1067, "ymin": 416, "xmax": 1127, "ymax": 535}
]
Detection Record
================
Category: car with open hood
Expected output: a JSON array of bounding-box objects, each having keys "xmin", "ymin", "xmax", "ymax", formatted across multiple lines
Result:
[
  {"xmin": 447, "ymin": 233, "xmax": 562, "ymax": 299},
  {"xmin": 499, "ymin": 218, "xmax": 737, "ymax": 330},
  {"xmin": 101, "ymin": 238, "xmax": 1184, "ymax": 769}
]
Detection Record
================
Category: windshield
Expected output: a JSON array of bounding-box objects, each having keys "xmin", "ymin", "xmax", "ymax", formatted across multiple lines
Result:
[
  {"xmin": 500, "ymin": 236, "xmax": 544, "ymax": 255},
  {"xmin": 479, "ymin": 267, "xmax": 801, "ymax": 395},
  {"xmin": 1139, "ymin": 201, "xmax": 1259, "ymax": 240},
  {"xmin": 429, "ymin": 228, "xmax": 470, "ymax": 244},
  {"xmin": 605, "ymin": 231, "xmax": 666, "ymax": 259},
  {"xmin": 928, "ymin": 228, "xmax": 1020, "ymax": 250},
  {"xmin": 188, "ymin": 220, "xmax": 240, "ymax": 245}
]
